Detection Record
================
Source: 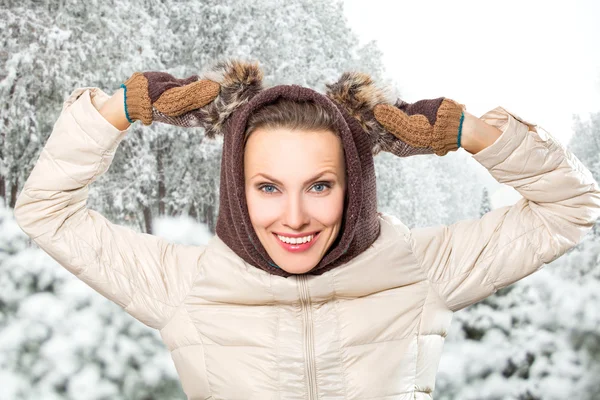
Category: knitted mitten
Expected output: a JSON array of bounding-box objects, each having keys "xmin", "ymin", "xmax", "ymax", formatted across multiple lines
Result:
[
  {"xmin": 373, "ymin": 97, "xmax": 466, "ymax": 156},
  {"xmin": 121, "ymin": 71, "xmax": 221, "ymax": 126}
]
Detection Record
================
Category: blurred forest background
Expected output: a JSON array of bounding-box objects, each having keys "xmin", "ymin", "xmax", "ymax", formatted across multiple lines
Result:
[{"xmin": 1, "ymin": 0, "xmax": 599, "ymax": 399}]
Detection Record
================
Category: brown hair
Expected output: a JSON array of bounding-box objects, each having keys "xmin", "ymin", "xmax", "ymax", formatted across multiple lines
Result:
[{"xmin": 244, "ymin": 98, "xmax": 340, "ymax": 143}]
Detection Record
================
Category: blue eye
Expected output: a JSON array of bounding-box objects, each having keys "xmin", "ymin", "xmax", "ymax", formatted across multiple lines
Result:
[
  {"xmin": 258, "ymin": 182, "xmax": 332, "ymax": 194},
  {"xmin": 259, "ymin": 184, "xmax": 278, "ymax": 194},
  {"xmin": 311, "ymin": 182, "xmax": 331, "ymax": 192}
]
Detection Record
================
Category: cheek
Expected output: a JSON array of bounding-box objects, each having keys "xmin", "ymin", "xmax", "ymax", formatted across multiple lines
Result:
[
  {"xmin": 309, "ymin": 190, "xmax": 345, "ymax": 225},
  {"xmin": 245, "ymin": 188, "xmax": 346, "ymax": 227},
  {"xmin": 246, "ymin": 191, "xmax": 280, "ymax": 227}
]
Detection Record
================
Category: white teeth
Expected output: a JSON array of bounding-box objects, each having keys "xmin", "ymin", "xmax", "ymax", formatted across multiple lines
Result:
[{"xmin": 276, "ymin": 234, "xmax": 315, "ymax": 245}]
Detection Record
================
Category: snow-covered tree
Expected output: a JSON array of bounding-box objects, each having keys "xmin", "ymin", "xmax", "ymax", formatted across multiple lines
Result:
[
  {"xmin": 569, "ymin": 111, "xmax": 600, "ymax": 182},
  {"xmin": 375, "ymin": 150, "xmax": 483, "ymax": 229},
  {"xmin": 569, "ymin": 111, "xmax": 600, "ymax": 238}
]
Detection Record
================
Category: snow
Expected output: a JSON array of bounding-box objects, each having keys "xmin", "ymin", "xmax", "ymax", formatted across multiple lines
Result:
[{"xmin": 2, "ymin": 0, "xmax": 599, "ymax": 399}]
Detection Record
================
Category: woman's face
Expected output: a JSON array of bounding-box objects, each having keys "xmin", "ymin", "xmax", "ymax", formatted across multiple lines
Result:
[{"xmin": 244, "ymin": 127, "xmax": 346, "ymax": 274}]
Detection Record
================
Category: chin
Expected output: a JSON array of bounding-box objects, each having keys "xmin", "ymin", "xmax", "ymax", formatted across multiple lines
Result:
[
  {"xmin": 277, "ymin": 261, "xmax": 318, "ymax": 275},
  {"xmin": 260, "ymin": 230, "xmax": 333, "ymax": 274}
]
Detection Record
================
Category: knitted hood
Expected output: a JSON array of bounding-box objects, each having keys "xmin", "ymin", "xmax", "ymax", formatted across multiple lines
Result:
[{"xmin": 192, "ymin": 59, "xmax": 410, "ymax": 278}]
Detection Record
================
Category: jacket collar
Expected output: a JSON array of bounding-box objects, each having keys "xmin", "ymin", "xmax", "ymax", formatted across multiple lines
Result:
[{"xmin": 206, "ymin": 214, "xmax": 412, "ymax": 302}]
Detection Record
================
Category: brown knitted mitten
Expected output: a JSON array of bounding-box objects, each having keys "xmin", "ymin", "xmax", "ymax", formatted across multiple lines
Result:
[
  {"xmin": 373, "ymin": 97, "xmax": 466, "ymax": 156},
  {"xmin": 122, "ymin": 71, "xmax": 221, "ymax": 126}
]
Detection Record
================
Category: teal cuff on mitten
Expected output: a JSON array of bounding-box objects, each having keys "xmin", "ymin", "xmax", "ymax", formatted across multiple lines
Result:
[
  {"xmin": 120, "ymin": 83, "xmax": 134, "ymax": 124},
  {"xmin": 457, "ymin": 112, "xmax": 464, "ymax": 148}
]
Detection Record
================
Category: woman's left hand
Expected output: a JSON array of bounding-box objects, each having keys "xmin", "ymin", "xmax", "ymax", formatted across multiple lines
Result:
[
  {"xmin": 373, "ymin": 97, "xmax": 465, "ymax": 156},
  {"xmin": 373, "ymin": 97, "xmax": 503, "ymax": 156}
]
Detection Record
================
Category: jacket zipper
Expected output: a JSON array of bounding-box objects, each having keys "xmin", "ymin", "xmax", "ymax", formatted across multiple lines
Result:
[{"xmin": 298, "ymin": 275, "xmax": 318, "ymax": 399}]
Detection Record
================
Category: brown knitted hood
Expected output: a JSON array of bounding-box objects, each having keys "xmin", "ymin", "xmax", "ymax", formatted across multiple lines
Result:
[
  {"xmin": 189, "ymin": 59, "xmax": 411, "ymax": 277},
  {"xmin": 216, "ymin": 84, "xmax": 381, "ymax": 277}
]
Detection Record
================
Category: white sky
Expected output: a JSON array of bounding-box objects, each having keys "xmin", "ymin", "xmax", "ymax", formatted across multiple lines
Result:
[
  {"xmin": 342, "ymin": 0, "xmax": 600, "ymax": 146},
  {"xmin": 342, "ymin": 0, "xmax": 600, "ymax": 207}
]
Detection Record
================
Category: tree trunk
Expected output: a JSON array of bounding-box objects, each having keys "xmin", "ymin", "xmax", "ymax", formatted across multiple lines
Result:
[
  {"xmin": 205, "ymin": 203, "xmax": 215, "ymax": 233},
  {"xmin": 157, "ymin": 140, "xmax": 165, "ymax": 216},
  {"xmin": 9, "ymin": 177, "xmax": 18, "ymax": 209},
  {"xmin": 188, "ymin": 201, "xmax": 197, "ymax": 219},
  {"xmin": 0, "ymin": 174, "xmax": 5, "ymax": 206},
  {"xmin": 140, "ymin": 199, "xmax": 153, "ymax": 234}
]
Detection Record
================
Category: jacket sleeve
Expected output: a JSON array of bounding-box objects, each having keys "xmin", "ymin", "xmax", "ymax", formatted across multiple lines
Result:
[
  {"xmin": 407, "ymin": 106, "xmax": 600, "ymax": 312},
  {"xmin": 13, "ymin": 87, "xmax": 206, "ymax": 329}
]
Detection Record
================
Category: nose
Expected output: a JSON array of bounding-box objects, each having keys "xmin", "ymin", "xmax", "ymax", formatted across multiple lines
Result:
[{"xmin": 282, "ymin": 193, "xmax": 310, "ymax": 231}]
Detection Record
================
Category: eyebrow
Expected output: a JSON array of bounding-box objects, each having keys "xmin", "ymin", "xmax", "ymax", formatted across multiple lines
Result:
[{"xmin": 251, "ymin": 171, "xmax": 337, "ymax": 186}]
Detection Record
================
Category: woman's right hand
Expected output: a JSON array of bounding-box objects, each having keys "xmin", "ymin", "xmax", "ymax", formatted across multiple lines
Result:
[{"xmin": 121, "ymin": 71, "xmax": 221, "ymax": 126}]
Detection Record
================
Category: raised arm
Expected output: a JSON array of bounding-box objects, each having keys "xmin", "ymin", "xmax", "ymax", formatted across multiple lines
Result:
[
  {"xmin": 407, "ymin": 108, "xmax": 600, "ymax": 312},
  {"xmin": 13, "ymin": 87, "xmax": 207, "ymax": 329}
]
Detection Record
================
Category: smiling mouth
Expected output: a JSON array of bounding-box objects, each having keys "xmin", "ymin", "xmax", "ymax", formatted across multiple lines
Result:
[{"xmin": 272, "ymin": 231, "xmax": 321, "ymax": 253}]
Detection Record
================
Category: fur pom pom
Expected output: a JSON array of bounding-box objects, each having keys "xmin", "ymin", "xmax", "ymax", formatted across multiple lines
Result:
[
  {"xmin": 197, "ymin": 59, "xmax": 264, "ymax": 138},
  {"xmin": 325, "ymin": 72, "xmax": 399, "ymax": 155}
]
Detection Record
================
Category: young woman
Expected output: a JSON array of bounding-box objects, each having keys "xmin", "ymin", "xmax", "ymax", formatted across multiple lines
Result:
[{"xmin": 14, "ymin": 59, "xmax": 600, "ymax": 399}]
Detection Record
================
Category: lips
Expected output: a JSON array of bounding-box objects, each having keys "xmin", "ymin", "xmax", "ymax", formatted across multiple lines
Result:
[
  {"xmin": 272, "ymin": 230, "xmax": 320, "ymax": 238},
  {"xmin": 273, "ymin": 231, "xmax": 321, "ymax": 253}
]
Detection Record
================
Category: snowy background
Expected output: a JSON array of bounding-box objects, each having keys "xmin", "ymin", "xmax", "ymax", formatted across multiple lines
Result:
[{"xmin": 1, "ymin": 0, "xmax": 599, "ymax": 399}]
